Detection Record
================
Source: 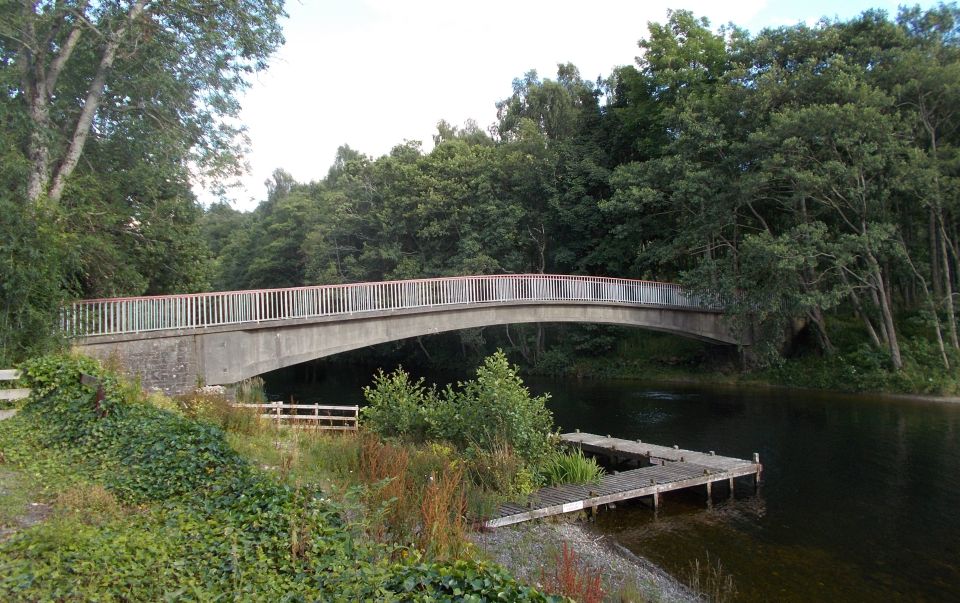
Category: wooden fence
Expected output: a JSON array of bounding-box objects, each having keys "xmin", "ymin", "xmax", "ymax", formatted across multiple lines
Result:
[
  {"xmin": 0, "ymin": 370, "xmax": 29, "ymax": 402},
  {"xmin": 230, "ymin": 401, "xmax": 359, "ymax": 430}
]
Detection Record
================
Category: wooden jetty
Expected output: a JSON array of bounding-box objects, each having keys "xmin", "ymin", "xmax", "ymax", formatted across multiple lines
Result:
[{"xmin": 483, "ymin": 432, "xmax": 761, "ymax": 528}]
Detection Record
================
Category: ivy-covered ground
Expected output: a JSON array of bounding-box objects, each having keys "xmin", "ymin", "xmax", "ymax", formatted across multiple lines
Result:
[{"xmin": 0, "ymin": 354, "xmax": 560, "ymax": 602}]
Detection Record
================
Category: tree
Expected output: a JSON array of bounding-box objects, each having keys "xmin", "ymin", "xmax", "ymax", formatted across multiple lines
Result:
[{"xmin": 1, "ymin": 0, "xmax": 286, "ymax": 204}]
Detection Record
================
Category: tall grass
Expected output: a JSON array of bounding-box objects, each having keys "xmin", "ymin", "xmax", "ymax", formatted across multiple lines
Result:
[
  {"xmin": 358, "ymin": 433, "xmax": 413, "ymax": 543},
  {"xmin": 542, "ymin": 448, "xmax": 604, "ymax": 486},
  {"xmin": 234, "ymin": 376, "xmax": 267, "ymax": 404}
]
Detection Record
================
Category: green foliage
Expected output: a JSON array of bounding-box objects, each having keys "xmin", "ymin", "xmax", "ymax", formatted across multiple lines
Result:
[
  {"xmin": 0, "ymin": 200, "xmax": 74, "ymax": 365},
  {"xmin": 542, "ymin": 449, "xmax": 604, "ymax": 486},
  {"xmin": 362, "ymin": 368, "xmax": 435, "ymax": 441},
  {"xmin": 234, "ymin": 376, "xmax": 268, "ymax": 404},
  {"xmin": 0, "ymin": 354, "xmax": 557, "ymax": 600},
  {"xmin": 378, "ymin": 560, "xmax": 560, "ymax": 602},
  {"xmin": 436, "ymin": 351, "xmax": 555, "ymax": 464},
  {"xmin": 363, "ymin": 351, "xmax": 555, "ymax": 465}
]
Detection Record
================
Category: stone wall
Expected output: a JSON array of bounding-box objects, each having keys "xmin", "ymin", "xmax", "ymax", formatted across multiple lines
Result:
[{"xmin": 78, "ymin": 334, "xmax": 200, "ymax": 396}]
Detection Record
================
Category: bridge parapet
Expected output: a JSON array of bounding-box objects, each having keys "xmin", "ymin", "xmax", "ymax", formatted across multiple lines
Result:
[{"xmin": 62, "ymin": 274, "xmax": 722, "ymax": 338}]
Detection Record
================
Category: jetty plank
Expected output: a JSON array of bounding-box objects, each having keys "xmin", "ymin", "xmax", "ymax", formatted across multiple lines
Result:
[{"xmin": 483, "ymin": 432, "xmax": 762, "ymax": 528}]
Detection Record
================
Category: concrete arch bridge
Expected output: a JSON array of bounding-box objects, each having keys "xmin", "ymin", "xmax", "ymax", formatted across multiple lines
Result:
[{"xmin": 63, "ymin": 274, "xmax": 743, "ymax": 394}]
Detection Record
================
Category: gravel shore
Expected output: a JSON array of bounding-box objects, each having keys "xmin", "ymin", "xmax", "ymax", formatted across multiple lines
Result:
[{"xmin": 471, "ymin": 518, "xmax": 697, "ymax": 602}]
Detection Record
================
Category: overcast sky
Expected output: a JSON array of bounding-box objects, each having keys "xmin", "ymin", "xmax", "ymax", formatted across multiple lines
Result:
[{"xmin": 218, "ymin": 0, "xmax": 932, "ymax": 210}]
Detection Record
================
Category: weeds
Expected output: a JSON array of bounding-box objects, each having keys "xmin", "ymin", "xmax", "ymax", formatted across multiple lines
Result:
[
  {"xmin": 687, "ymin": 552, "xmax": 737, "ymax": 603},
  {"xmin": 0, "ymin": 354, "xmax": 556, "ymax": 601},
  {"xmin": 234, "ymin": 376, "xmax": 268, "ymax": 404},
  {"xmin": 358, "ymin": 433, "xmax": 413, "ymax": 542},
  {"xmin": 540, "ymin": 541, "xmax": 605, "ymax": 603},
  {"xmin": 419, "ymin": 464, "xmax": 468, "ymax": 561}
]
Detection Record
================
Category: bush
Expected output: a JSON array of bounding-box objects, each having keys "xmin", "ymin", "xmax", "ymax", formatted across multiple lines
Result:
[
  {"xmin": 433, "ymin": 351, "xmax": 555, "ymax": 464},
  {"xmin": 362, "ymin": 368, "xmax": 434, "ymax": 441},
  {"xmin": 540, "ymin": 542, "xmax": 605, "ymax": 603},
  {"xmin": 363, "ymin": 351, "xmax": 556, "ymax": 465}
]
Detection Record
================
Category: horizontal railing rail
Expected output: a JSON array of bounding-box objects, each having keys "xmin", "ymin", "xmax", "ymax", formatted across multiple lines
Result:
[
  {"xmin": 61, "ymin": 274, "xmax": 722, "ymax": 338},
  {"xmin": 230, "ymin": 402, "xmax": 358, "ymax": 431},
  {"xmin": 0, "ymin": 369, "xmax": 29, "ymax": 402}
]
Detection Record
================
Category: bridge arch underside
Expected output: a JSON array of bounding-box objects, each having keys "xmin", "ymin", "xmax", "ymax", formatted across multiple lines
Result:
[{"xmin": 76, "ymin": 302, "xmax": 740, "ymax": 393}]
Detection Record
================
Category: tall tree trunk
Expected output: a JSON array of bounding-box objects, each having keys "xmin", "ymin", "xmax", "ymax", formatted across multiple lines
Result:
[
  {"xmin": 901, "ymin": 236, "xmax": 949, "ymax": 369},
  {"xmin": 867, "ymin": 283, "xmax": 891, "ymax": 345},
  {"xmin": 922, "ymin": 108, "xmax": 958, "ymax": 350},
  {"xmin": 20, "ymin": 0, "xmax": 147, "ymax": 204},
  {"xmin": 841, "ymin": 271, "xmax": 882, "ymax": 349},
  {"xmin": 25, "ymin": 94, "xmax": 51, "ymax": 203},
  {"xmin": 868, "ymin": 253, "xmax": 903, "ymax": 370},
  {"xmin": 48, "ymin": 0, "xmax": 149, "ymax": 203},
  {"xmin": 931, "ymin": 208, "xmax": 942, "ymax": 298},
  {"xmin": 938, "ymin": 216, "xmax": 959, "ymax": 349},
  {"xmin": 807, "ymin": 304, "xmax": 834, "ymax": 355}
]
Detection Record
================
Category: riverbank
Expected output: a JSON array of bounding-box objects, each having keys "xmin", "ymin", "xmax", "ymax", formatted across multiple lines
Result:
[
  {"xmin": 532, "ymin": 333, "xmax": 960, "ymax": 400},
  {"xmin": 472, "ymin": 518, "xmax": 697, "ymax": 602},
  {"xmin": 521, "ymin": 324, "xmax": 960, "ymax": 398},
  {"xmin": 0, "ymin": 355, "xmax": 561, "ymax": 601}
]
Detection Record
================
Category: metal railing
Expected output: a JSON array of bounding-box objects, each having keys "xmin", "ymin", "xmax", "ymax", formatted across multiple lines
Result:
[{"xmin": 60, "ymin": 274, "xmax": 720, "ymax": 338}]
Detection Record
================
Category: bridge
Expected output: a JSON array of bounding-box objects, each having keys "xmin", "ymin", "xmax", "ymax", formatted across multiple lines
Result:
[{"xmin": 64, "ymin": 274, "xmax": 741, "ymax": 395}]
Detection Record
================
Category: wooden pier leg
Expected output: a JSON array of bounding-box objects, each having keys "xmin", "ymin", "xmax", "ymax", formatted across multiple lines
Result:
[
  {"xmin": 652, "ymin": 491, "xmax": 660, "ymax": 513},
  {"xmin": 728, "ymin": 477, "xmax": 735, "ymax": 499},
  {"xmin": 753, "ymin": 452, "xmax": 762, "ymax": 491},
  {"xmin": 705, "ymin": 481, "xmax": 713, "ymax": 508}
]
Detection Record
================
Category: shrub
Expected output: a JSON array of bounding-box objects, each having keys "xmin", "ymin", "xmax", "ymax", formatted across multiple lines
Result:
[
  {"xmin": 380, "ymin": 560, "xmax": 560, "ymax": 602},
  {"xmin": 432, "ymin": 351, "xmax": 555, "ymax": 465},
  {"xmin": 363, "ymin": 351, "xmax": 556, "ymax": 465},
  {"xmin": 362, "ymin": 368, "xmax": 434, "ymax": 441}
]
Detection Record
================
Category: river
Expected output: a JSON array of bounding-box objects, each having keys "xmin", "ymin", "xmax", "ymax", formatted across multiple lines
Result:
[{"xmin": 264, "ymin": 364, "xmax": 960, "ymax": 602}]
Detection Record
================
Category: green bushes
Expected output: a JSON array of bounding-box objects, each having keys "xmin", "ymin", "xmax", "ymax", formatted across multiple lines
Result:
[
  {"xmin": 363, "ymin": 350, "xmax": 555, "ymax": 464},
  {"xmin": 0, "ymin": 353, "xmax": 558, "ymax": 601},
  {"xmin": 362, "ymin": 368, "xmax": 435, "ymax": 441}
]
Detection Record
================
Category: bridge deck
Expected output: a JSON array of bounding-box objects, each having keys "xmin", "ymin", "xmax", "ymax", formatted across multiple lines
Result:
[{"xmin": 483, "ymin": 433, "xmax": 761, "ymax": 528}]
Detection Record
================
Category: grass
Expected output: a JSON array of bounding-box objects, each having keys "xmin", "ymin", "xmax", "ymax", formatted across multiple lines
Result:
[
  {"xmin": 542, "ymin": 448, "xmax": 604, "ymax": 486},
  {"xmin": 0, "ymin": 468, "xmax": 32, "ymax": 529},
  {"xmin": 203, "ymin": 402, "xmax": 480, "ymax": 561}
]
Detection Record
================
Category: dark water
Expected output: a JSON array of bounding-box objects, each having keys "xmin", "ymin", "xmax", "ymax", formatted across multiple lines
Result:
[{"xmin": 265, "ymin": 367, "xmax": 960, "ymax": 602}]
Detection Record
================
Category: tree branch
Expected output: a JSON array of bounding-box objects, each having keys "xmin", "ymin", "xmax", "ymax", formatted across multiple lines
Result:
[{"xmin": 48, "ymin": 0, "xmax": 150, "ymax": 203}]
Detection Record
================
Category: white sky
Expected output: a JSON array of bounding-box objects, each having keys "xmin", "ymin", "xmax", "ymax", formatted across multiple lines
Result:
[{"xmin": 217, "ymin": 0, "xmax": 920, "ymax": 210}]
